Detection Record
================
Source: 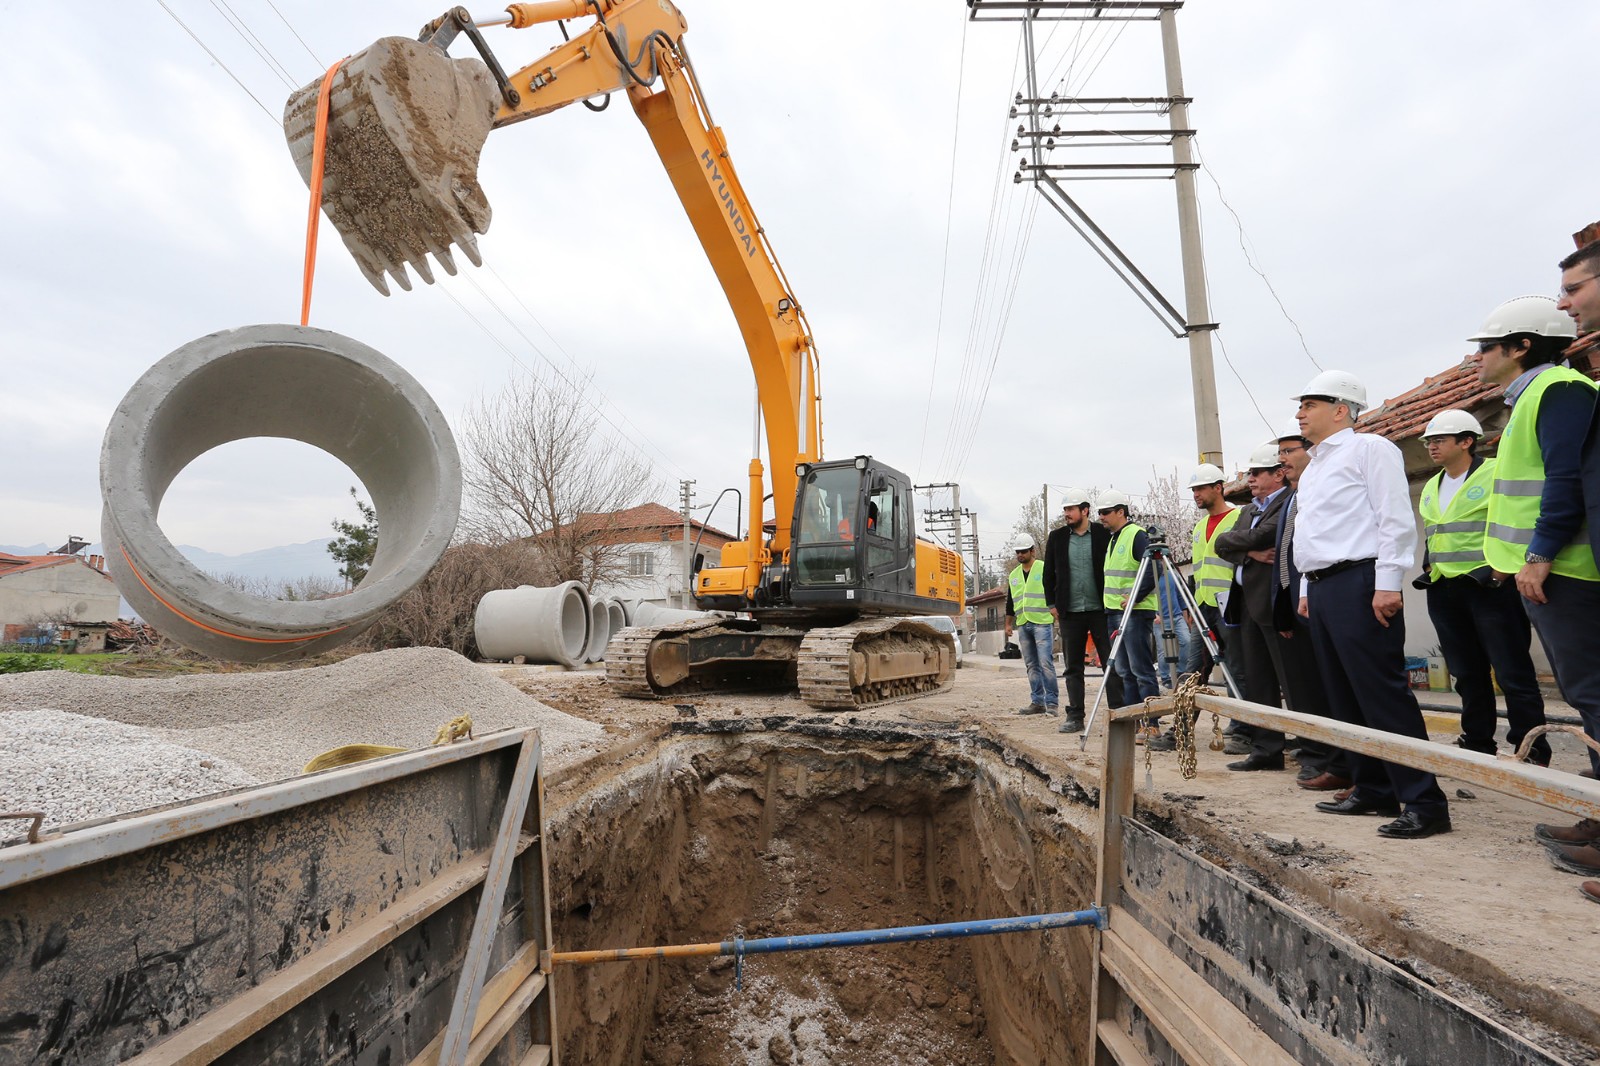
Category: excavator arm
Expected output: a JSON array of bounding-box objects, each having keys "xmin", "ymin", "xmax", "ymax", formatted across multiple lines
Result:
[{"xmin": 284, "ymin": 0, "xmax": 821, "ymax": 596}]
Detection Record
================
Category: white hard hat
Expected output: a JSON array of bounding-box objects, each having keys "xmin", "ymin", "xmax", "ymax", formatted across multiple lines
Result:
[
  {"xmin": 1096, "ymin": 488, "xmax": 1130, "ymax": 511},
  {"xmin": 1292, "ymin": 369, "xmax": 1368, "ymax": 411},
  {"xmin": 1010, "ymin": 534, "xmax": 1036, "ymax": 552},
  {"xmin": 1277, "ymin": 419, "xmax": 1309, "ymax": 443},
  {"xmin": 1187, "ymin": 463, "xmax": 1226, "ymax": 488},
  {"xmin": 1467, "ymin": 295, "xmax": 1577, "ymax": 342},
  {"xmin": 1247, "ymin": 441, "xmax": 1283, "ymax": 471},
  {"xmin": 1057, "ymin": 485, "xmax": 1092, "ymax": 507},
  {"xmin": 1420, "ymin": 409, "xmax": 1483, "ymax": 439}
]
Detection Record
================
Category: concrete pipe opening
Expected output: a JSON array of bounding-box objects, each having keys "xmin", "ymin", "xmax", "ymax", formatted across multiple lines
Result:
[
  {"xmin": 99, "ymin": 324, "xmax": 460, "ymax": 663},
  {"xmin": 474, "ymin": 582, "xmax": 590, "ymax": 667},
  {"xmin": 583, "ymin": 598, "xmax": 609, "ymax": 663},
  {"xmin": 603, "ymin": 599, "xmax": 626, "ymax": 643}
]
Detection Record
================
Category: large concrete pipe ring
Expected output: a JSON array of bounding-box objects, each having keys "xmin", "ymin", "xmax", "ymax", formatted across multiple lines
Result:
[
  {"xmin": 632, "ymin": 601, "xmax": 714, "ymax": 627},
  {"xmin": 474, "ymin": 582, "xmax": 590, "ymax": 667},
  {"xmin": 100, "ymin": 324, "xmax": 460, "ymax": 663},
  {"xmin": 603, "ymin": 599, "xmax": 627, "ymax": 644},
  {"xmin": 583, "ymin": 598, "xmax": 609, "ymax": 663}
]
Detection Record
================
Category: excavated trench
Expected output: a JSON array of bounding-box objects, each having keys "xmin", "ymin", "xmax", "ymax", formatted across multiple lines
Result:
[{"xmin": 544, "ymin": 722, "xmax": 1100, "ymax": 1065}]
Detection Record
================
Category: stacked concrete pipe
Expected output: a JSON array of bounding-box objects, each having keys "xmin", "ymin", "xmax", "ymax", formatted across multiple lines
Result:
[
  {"xmin": 583, "ymin": 598, "xmax": 609, "ymax": 663},
  {"xmin": 603, "ymin": 599, "xmax": 627, "ymax": 643},
  {"xmin": 474, "ymin": 582, "xmax": 591, "ymax": 667},
  {"xmin": 99, "ymin": 324, "xmax": 460, "ymax": 663}
]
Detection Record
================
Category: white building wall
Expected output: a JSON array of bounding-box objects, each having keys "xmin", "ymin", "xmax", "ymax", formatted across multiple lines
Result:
[
  {"xmin": 591, "ymin": 540, "xmax": 724, "ymax": 607},
  {"xmin": 0, "ymin": 564, "xmax": 120, "ymax": 626}
]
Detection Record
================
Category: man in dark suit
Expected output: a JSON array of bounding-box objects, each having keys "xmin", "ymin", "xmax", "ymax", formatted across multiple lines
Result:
[
  {"xmin": 1273, "ymin": 425, "xmax": 1352, "ymax": 791},
  {"xmin": 1215, "ymin": 443, "xmax": 1291, "ymax": 771},
  {"xmin": 1042, "ymin": 486, "xmax": 1124, "ymax": 732}
]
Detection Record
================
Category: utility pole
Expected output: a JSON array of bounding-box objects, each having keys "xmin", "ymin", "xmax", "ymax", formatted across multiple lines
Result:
[
  {"xmin": 968, "ymin": 511, "xmax": 981, "ymax": 596},
  {"xmin": 970, "ymin": 0, "xmax": 1223, "ymax": 466},
  {"xmin": 950, "ymin": 483, "xmax": 964, "ymax": 574},
  {"xmin": 678, "ymin": 478, "xmax": 696, "ymax": 609},
  {"xmin": 1161, "ymin": 8, "xmax": 1222, "ymax": 467}
]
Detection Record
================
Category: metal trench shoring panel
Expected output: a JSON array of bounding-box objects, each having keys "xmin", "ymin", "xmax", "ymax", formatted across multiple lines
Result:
[
  {"xmin": 0, "ymin": 728, "xmax": 557, "ymax": 1066},
  {"xmin": 1088, "ymin": 695, "xmax": 1600, "ymax": 1065}
]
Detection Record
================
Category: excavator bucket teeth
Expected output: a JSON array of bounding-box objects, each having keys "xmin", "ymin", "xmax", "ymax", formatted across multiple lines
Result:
[{"xmin": 284, "ymin": 36, "xmax": 500, "ymax": 296}]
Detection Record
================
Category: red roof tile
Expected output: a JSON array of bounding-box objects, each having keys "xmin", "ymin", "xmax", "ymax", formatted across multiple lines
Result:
[{"xmin": 0, "ymin": 554, "xmax": 112, "ymax": 581}]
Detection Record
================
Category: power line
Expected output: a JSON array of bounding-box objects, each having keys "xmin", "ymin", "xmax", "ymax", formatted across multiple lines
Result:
[
  {"xmin": 917, "ymin": 6, "xmax": 971, "ymax": 476},
  {"xmin": 1192, "ymin": 135, "xmax": 1321, "ymax": 372},
  {"xmin": 207, "ymin": 0, "xmax": 298, "ymax": 89},
  {"xmin": 263, "ymin": 0, "xmax": 326, "ymax": 68},
  {"xmin": 155, "ymin": 0, "xmax": 278, "ymax": 121}
]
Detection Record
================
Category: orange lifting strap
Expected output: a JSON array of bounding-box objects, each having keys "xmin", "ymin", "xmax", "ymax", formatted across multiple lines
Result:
[{"xmin": 300, "ymin": 57, "xmax": 347, "ymax": 326}]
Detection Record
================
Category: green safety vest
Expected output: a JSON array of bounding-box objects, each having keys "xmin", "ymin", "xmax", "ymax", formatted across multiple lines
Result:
[
  {"xmin": 1008, "ymin": 561, "xmax": 1052, "ymax": 625},
  {"xmin": 1104, "ymin": 522, "xmax": 1159, "ymax": 612},
  {"xmin": 1190, "ymin": 507, "xmax": 1242, "ymax": 608},
  {"xmin": 1418, "ymin": 460, "xmax": 1494, "ymax": 580},
  {"xmin": 1484, "ymin": 366, "xmax": 1600, "ymax": 581}
]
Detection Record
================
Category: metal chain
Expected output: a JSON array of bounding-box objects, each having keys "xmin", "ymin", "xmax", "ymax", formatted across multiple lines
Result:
[{"xmin": 1167, "ymin": 674, "xmax": 1219, "ymax": 781}]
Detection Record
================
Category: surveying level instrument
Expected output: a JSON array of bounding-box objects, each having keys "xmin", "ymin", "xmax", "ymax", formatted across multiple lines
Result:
[{"xmin": 1077, "ymin": 538, "xmax": 1241, "ymax": 749}]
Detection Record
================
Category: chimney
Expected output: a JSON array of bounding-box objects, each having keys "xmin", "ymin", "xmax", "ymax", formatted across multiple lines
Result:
[{"xmin": 89, "ymin": 554, "xmax": 104, "ymax": 571}]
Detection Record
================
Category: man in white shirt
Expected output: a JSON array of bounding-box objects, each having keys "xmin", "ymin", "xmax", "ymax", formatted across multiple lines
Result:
[{"xmin": 1292, "ymin": 370, "xmax": 1451, "ymax": 840}]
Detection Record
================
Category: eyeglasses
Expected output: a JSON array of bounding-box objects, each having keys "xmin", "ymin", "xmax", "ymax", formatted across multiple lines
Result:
[
  {"xmin": 1278, "ymin": 443, "xmax": 1305, "ymax": 455},
  {"xmin": 1560, "ymin": 274, "xmax": 1599, "ymax": 298},
  {"xmin": 1096, "ymin": 509, "xmax": 1115, "ymax": 516},
  {"xmin": 1475, "ymin": 341, "xmax": 1502, "ymax": 355}
]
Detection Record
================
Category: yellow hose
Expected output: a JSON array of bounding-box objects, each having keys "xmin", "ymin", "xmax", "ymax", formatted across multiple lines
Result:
[{"xmin": 301, "ymin": 714, "xmax": 475, "ymax": 774}]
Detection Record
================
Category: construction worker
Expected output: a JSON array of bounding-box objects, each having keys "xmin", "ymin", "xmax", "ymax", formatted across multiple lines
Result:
[
  {"xmin": 1214, "ymin": 442, "xmax": 1293, "ymax": 771},
  {"xmin": 1185, "ymin": 462, "xmax": 1241, "ymax": 685},
  {"xmin": 1415, "ymin": 409, "xmax": 1550, "ymax": 764},
  {"xmin": 1097, "ymin": 489, "xmax": 1160, "ymax": 706},
  {"xmin": 1042, "ymin": 486, "xmax": 1122, "ymax": 734},
  {"xmin": 1274, "ymin": 421, "xmax": 1350, "ymax": 791},
  {"xmin": 1293, "ymin": 369, "xmax": 1451, "ymax": 840},
  {"xmin": 1004, "ymin": 534, "xmax": 1059, "ymax": 716},
  {"xmin": 1468, "ymin": 297, "xmax": 1600, "ymax": 882}
]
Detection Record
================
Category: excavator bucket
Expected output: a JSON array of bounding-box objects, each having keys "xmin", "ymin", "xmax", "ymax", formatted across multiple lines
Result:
[{"xmin": 284, "ymin": 36, "xmax": 501, "ymax": 295}]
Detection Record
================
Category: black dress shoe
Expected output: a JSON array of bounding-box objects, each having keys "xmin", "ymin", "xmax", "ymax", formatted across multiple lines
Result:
[
  {"xmin": 1227, "ymin": 753, "xmax": 1285, "ymax": 772},
  {"xmin": 1315, "ymin": 793, "xmax": 1401, "ymax": 817},
  {"xmin": 1377, "ymin": 809, "xmax": 1453, "ymax": 839}
]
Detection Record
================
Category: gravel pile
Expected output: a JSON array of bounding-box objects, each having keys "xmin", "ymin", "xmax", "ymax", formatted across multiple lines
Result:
[
  {"xmin": 1, "ymin": 708, "xmax": 260, "ymax": 831},
  {"xmin": 0, "ymin": 648, "xmax": 606, "ymax": 828}
]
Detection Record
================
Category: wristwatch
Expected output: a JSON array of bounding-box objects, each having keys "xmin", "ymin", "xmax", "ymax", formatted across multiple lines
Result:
[{"xmin": 1526, "ymin": 552, "xmax": 1553, "ymax": 565}]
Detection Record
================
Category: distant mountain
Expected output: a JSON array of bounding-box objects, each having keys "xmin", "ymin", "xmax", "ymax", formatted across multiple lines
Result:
[{"xmin": 1, "ymin": 540, "xmax": 345, "ymax": 618}]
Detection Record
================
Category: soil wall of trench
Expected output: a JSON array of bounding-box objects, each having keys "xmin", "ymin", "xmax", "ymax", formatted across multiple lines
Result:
[{"xmin": 542, "ymin": 725, "xmax": 1100, "ymax": 1065}]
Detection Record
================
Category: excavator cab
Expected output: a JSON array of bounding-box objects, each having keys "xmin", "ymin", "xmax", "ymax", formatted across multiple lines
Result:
[{"xmin": 789, "ymin": 458, "xmax": 922, "ymax": 612}]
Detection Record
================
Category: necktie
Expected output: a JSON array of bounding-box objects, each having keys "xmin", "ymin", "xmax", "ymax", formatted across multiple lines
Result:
[{"xmin": 1278, "ymin": 492, "xmax": 1297, "ymax": 589}]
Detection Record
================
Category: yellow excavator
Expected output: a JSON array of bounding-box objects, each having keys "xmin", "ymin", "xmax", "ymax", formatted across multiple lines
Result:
[{"xmin": 284, "ymin": 0, "xmax": 964, "ymax": 708}]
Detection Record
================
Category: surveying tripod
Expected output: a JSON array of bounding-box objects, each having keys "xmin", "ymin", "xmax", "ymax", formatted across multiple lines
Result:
[{"xmin": 1078, "ymin": 538, "xmax": 1241, "ymax": 750}]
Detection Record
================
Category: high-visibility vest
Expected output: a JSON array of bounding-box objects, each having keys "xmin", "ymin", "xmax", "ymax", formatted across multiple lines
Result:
[
  {"xmin": 1485, "ymin": 366, "xmax": 1600, "ymax": 581},
  {"xmin": 1190, "ymin": 507, "xmax": 1241, "ymax": 608},
  {"xmin": 1104, "ymin": 523, "xmax": 1159, "ymax": 612},
  {"xmin": 1008, "ymin": 562, "xmax": 1051, "ymax": 625},
  {"xmin": 1418, "ymin": 460, "xmax": 1494, "ymax": 580}
]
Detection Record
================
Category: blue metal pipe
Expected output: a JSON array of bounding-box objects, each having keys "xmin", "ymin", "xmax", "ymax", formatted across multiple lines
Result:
[{"xmin": 722, "ymin": 907, "xmax": 1107, "ymax": 958}]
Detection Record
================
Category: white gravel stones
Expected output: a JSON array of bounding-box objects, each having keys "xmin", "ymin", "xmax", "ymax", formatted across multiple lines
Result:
[
  {"xmin": 0, "ymin": 708, "xmax": 259, "ymax": 832},
  {"xmin": 0, "ymin": 647, "xmax": 605, "ymax": 831}
]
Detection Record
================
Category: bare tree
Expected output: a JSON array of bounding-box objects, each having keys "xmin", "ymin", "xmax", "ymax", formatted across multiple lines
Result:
[
  {"xmin": 460, "ymin": 370, "xmax": 661, "ymax": 585},
  {"xmin": 207, "ymin": 572, "xmax": 347, "ymax": 601},
  {"xmin": 1010, "ymin": 484, "xmax": 1103, "ymax": 552},
  {"xmin": 1134, "ymin": 467, "xmax": 1197, "ymax": 565},
  {"xmin": 363, "ymin": 541, "xmax": 553, "ymax": 657}
]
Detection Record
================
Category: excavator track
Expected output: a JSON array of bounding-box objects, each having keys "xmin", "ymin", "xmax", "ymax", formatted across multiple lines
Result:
[
  {"xmin": 606, "ymin": 617, "xmax": 956, "ymax": 709},
  {"xmin": 605, "ymin": 618, "xmax": 802, "ymax": 700},
  {"xmin": 798, "ymin": 619, "xmax": 955, "ymax": 711}
]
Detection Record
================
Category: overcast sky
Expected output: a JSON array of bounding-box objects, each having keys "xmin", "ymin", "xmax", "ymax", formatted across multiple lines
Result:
[{"xmin": 4, "ymin": 1, "xmax": 1596, "ymax": 567}]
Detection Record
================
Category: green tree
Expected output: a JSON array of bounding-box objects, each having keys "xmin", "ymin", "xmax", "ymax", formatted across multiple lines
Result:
[{"xmin": 329, "ymin": 487, "xmax": 378, "ymax": 587}]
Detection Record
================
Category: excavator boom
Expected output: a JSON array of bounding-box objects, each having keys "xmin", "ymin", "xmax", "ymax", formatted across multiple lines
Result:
[{"xmin": 283, "ymin": 3, "xmax": 964, "ymax": 708}]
